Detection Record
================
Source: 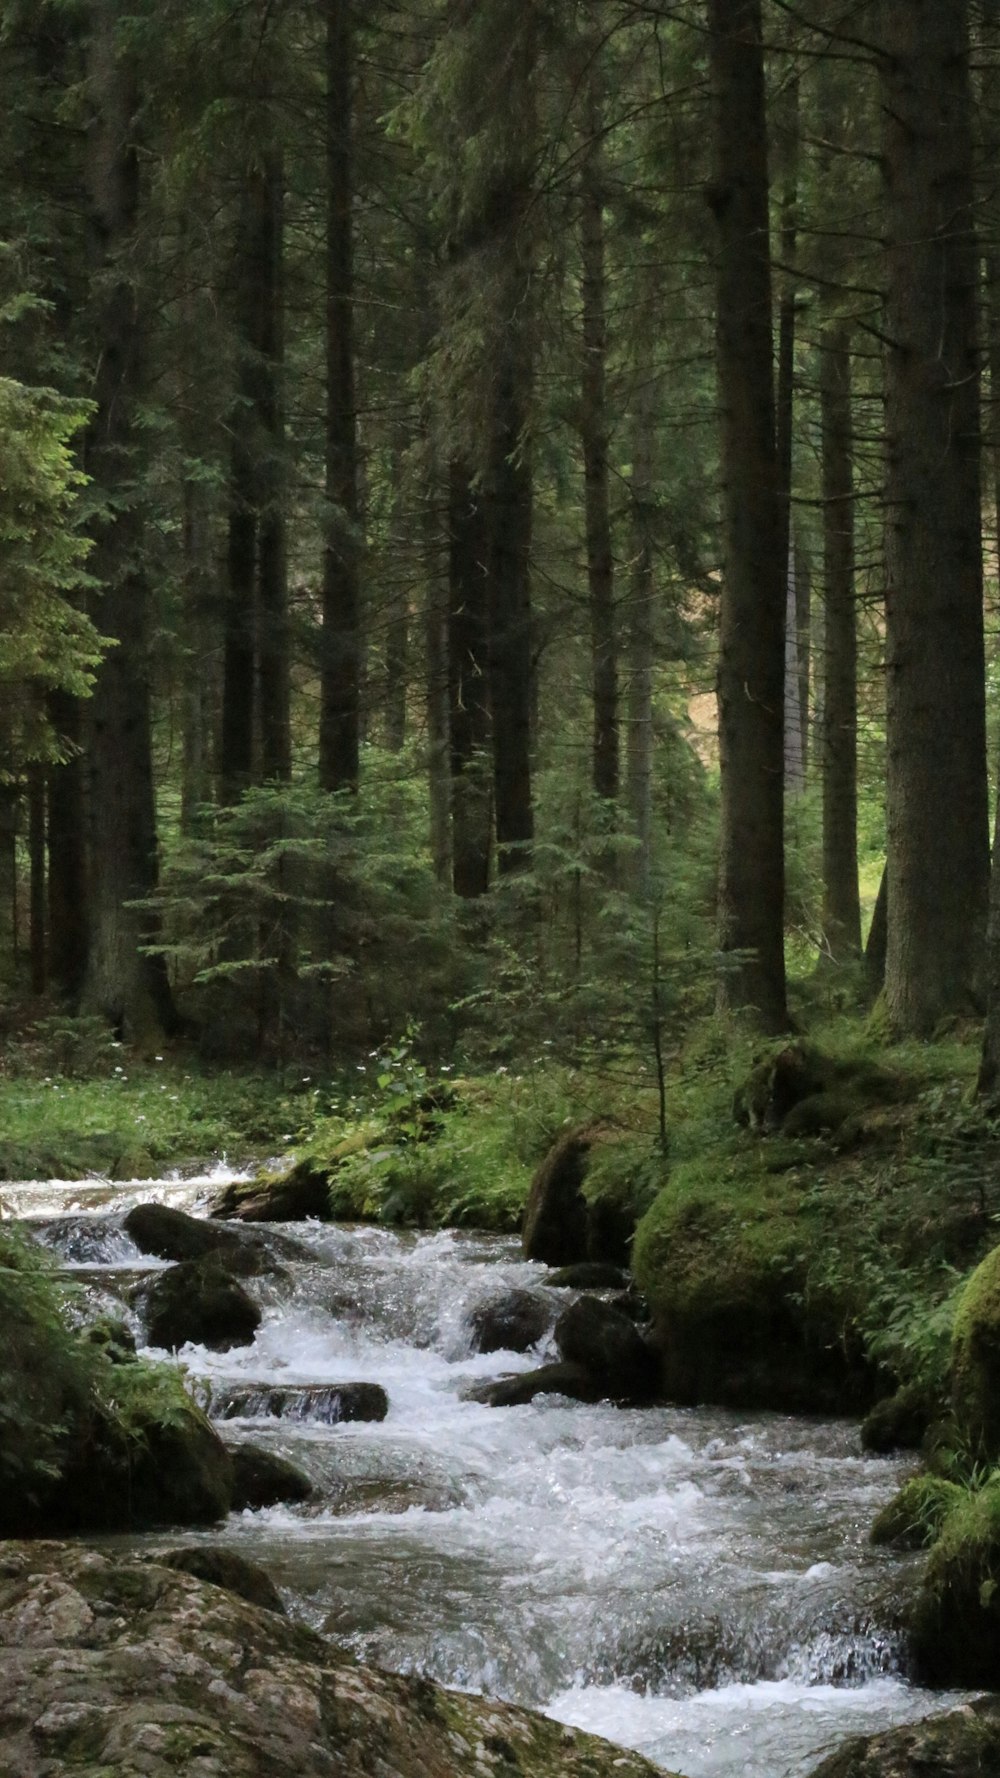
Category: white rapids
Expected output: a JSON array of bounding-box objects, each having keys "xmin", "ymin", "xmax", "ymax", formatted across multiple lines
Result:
[{"xmin": 19, "ymin": 1179, "xmax": 974, "ymax": 1778}]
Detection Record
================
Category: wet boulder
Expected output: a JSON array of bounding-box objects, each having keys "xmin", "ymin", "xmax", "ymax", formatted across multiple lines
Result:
[
  {"xmin": 467, "ymin": 1361, "xmax": 604, "ymax": 1409},
  {"xmin": 125, "ymin": 1202, "xmax": 304, "ymax": 1271},
  {"xmin": 807, "ymin": 1700, "xmax": 1000, "ymax": 1778},
  {"xmin": 211, "ymin": 1381, "xmax": 388, "ymax": 1425},
  {"xmin": 155, "ymin": 1545, "xmax": 286, "ymax": 1615},
  {"xmin": 134, "ymin": 1255, "xmax": 262, "ymax": 1352},
  {"xmin": 52, "ymin": 1390, "xmax": 234, "ymax": 1533},
  {"xmin": 554, "ymin": 1296, "xmax": 660, "ymax": 1404},
  {"xmin": 907, "ymin": 1477, "xmax": 1000, "ymax": 1687},
  {"xmin": 227, "ymin": 1442, "xmax": 316, "ymax": 1511},
  {"xmin": 0, "ymin": 1542, "xmax": 669, "ymax": 1778},
  {"xmin": 467, "ymin": 1288, "xmax": 551, "ymax": 1355},
  {"xmin": 861, "ymin": 1382, "xmax": 939, "ymax": 1455},
  {"xmin": 213, "ymin": 1168, "xmax": 333, "ymax": 1224},
  {"xmin": 544, "ymin": 1262, "xmax": 630, "ymax": 1291}
]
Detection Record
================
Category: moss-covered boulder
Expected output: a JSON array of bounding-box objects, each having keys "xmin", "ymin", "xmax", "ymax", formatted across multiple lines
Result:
[
  {"xmin": 632, "ymin": 1176, "xmax": 871, "ymax": 1413},
  {"xmin": 908, "ymin": 1478, "xmax": 1000, "ymax": 1686},
  {"xmin": 522, "ymin": 1124, "xmax": 655, "ymax": 1268},
  {"xmin": 135, "ymin": 1255, "xmax": 262, "ymax": 1352},
  {"xmin": 861, "ymin": 1382, "xmax": 939, "ymax": 1455},
  {"xmin": 213, "ymin": 1167, "xmax": 334, "ymax": 1223},
  {"xmin": 544, "ymin": 1262, "xmax": 630, "ymax": 1290},
  {"xmin": 807, "ymin": 1702, "xmax": 1000, "ymax": 1778},
  {"xmin": 949, "ymin": 1243, "xmax": 1000, "ymax": 1461},
  {"xmin": 0, "ymin": 1543, "xmax": 671, "ymax": 1778},
  {"xmin": 733, "ymin": 1042, "xmax": 902, "ymax": 1137},
  {"xmin": 869, "ymin": 1476, "xmax": 962, "ymax": 1550}
]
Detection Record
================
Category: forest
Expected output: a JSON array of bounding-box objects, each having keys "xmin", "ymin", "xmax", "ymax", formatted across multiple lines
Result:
[
  {"xmin": 8, "ymin": 5, "xmax": 1000, "ymax": 1778},
  {"xmin": 2, "ymin": 0, "xmax": 995, "ymax": 1068}
]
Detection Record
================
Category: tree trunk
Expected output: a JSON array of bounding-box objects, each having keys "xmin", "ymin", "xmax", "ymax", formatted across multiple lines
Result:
[
  {"xmin": 180, "ymin": 475, "xmax": 213, "ymax": 834},
  {"xmin": 882, "ymin": 0, "xmax": 989, "ymax": 1033},
  {"xmin": 580, "ymin": 64, "xmax": 618, "ymax": 806},
  {"xmin": 449, "ymin": 459, "xmax": 492, "ymax": 899},
  {"xmin": 81, "ymin": 0, "xmax": 174, "ymax": 1038},
  {"xmin": 256, "ymin": 149, "xmax": 291, "ymax": 786},
  {"xmin": 28, "ymin": 765, "xmax": 46, "ymax": 996},
  {"xmin": 486, "ymin": 345, "xmax": 534, "ymax": 875},
  {"xmin": 384, "ymin": 441, "xmax": 410, "ymax": 752},
  {"xmin": 819, "ymin": 323, "xmax": 861, "ymax": 963},
  {"xmin": 775, "ymin": 75, "xmax": 802, "ymax": 797},
  {"xmin": 319, "ymin": 0, "xmax": 361, "ymax": 795},
  {"xmin": 219, "ymin": 175, "xmax": 260, "ymax": 806},
  {"xmin": 424, "ymin": 469, "xmax": 452, "ymax": 886},
  {"xmin": 47, "ymin": 691, "xmax": 88, "ymax": 1002},
  {"xmin": 708, "ymin": 0, "xmax": 787, "ymax": 1031},
  {"xmin": 865, "ymin": 863, "xmax": 888, "ymax": 1000},
  {"xmin": 625, "ymin": 369, "xmax": 656, "ymax": 898}
]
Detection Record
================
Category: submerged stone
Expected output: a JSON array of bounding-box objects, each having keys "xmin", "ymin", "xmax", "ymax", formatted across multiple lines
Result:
[{"xmin": 227, "ymin": 1442, "xmax": 315, "ymax": 1511}]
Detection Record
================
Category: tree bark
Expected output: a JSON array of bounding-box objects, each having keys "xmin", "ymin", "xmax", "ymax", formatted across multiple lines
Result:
[
  {"xmin": 486, "ymin": 345, "xmax": 534, "ymax": 875},
  {"xmin": 319, "ymin": 0, "xmax": 361, "ymax": 795},
  {"xmin": 424, "ymin": 469, "xmax": 452, "ymax": 886},
  {"xmin": 819, "ymin": 324, "xmax": 861, "ymax": 963},
  {"xmin": 625, "ymin": 369, "xmax": 656, "ymax": 899},
  {"xmin": 881, "ymin": 0, "xmax": 989, "ymax": 1033},
  {"xmin": 28, "ymin": 765, "xmax": 46, "ymax": 996},
  {"xmin": 580, "ymin": 63, "xmax": 618, "ymax": 806},
  {"xmin": 707, "ymin": 0, "xmax": 787, "ymax": 1031},
  {"xmin": 47, "ymin": 691, "xmax": 87, "ymax": 1002},
  {"xmin": 449, "ymin": 459, "xmax": 492, "ymax": 899},
  {"xmin": 256, "ymin": 149, "xmax": 291, "ymax": 786},
  {"xmin": 80, "ymin": 0, "xmax": 174, "ymax": 1037},
  {"xmin": 219, "ymin": 174, "xmax": 261, "ymax": 806}
]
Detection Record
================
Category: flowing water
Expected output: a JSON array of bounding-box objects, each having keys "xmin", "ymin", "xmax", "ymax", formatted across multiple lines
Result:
[{"xmin": 6, "ymin": 1169, "xmax": 975, "ymax": 1778}]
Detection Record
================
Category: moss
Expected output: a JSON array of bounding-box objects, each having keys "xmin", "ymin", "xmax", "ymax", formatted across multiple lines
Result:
[
  {"xmin": 810, "ymin": 1702, "xmax": 1000, "ymax": 1778},
  {"xmin": 950, "ymin": 1244, "xmax": 1000, "ymax": 1461},
  {"xmin": 870, "ymin": 1475, "xmax": 962, "ymax": 1549},
  {"xmin": 909, "ymin": 1478, "xmax": 1000, "ymax": 1686},
  {"xmin": 861, "ymin": 1381, "xmax": 940, "ymax": 1454}
]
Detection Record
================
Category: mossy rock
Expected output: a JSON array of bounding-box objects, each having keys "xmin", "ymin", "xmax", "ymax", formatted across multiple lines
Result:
[
  {"xmin": 632, "ymin": 1178, "xmax": 872, "ymax": 1413},
  {"xmin": 908, "ymin": 1479, "xmax": 1000, "ymax": 1686},
  {"xmin": 781, "ymin": 1092, "xmax": 864, "ymax": 1143},
  {"xmin": 522, "ymin": 1124, "xmax": 656, "ymax": 1268},
  {"xmin": 949, "ymin": 1243, "xmax": 1000, "ymax": 1461},
  {"xmin": 861, "ymin": 1382, "xmax": 940, "ymax": 1454},
  {"xmin": 733, "ymin": 1042, "xmax": 903, "ymax": 1137},
  {"xmin": 870, "ymin": 1475, "xmax": 962, "ymax": 1550},
  {"xmin": 809, "ymin": 1701, "xmax": 1000, "ymax": 1778},
  {"xmin": 213, "ymin": 1166, "xmax": 334, "ymax": 1223}
]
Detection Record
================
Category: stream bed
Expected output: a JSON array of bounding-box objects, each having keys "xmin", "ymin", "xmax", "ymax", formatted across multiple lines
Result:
[{"xmin": 4, "ymin": 1168, "xmax": 975, "ymax": 1778}]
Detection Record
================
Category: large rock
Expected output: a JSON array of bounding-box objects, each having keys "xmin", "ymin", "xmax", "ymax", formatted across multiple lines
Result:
[
  {"xmin": 228, "ymin": 1442, "xmax": 315, "ymax": 1511},
  {"xmin": 48, "ymin": 1392, "xmax": 233, "ymax": 1534},
  {"xmin": 907, "ymin": 1478, "xmax": 1000, "ymax": 1687},
  {"xmin": 554, "ymin": 1297, "xmax": 660, "ymax": 1404},
  {"xmin": 210, "ymin": 1381, "xmax": 388, "ymax": 1424},
  {"xmin": 468, "ymin": 1362, "xmax": 605, "ymax": 1409},
  {"xmin": 544, "ymin": 1262, "xmax": 630, "ymax": 1290},
  {"xmin": 0, "ymin": 1543, "xmax": 670, "ymax": 1778},
  {"xmin": 125, "ymin": 1203, "xmax": 305, "ymax": 1270},
  {"xmin": 949, "ymin": 1243, "xmax": 1000, "ymax": 1461},
  {"xmin": 135, "ymin": 1256, "xmax": 262, "ymax": 1352},
  {"xmin": 467, "ymin": 1289, "xmax": 551, "ymax": 1355},
  {"xmin": 806, "ymin": 1701, "xmax": 1000, "ymax": 1778},
  {"xmin": 522, "ymin": 1124, "xmax": 643, "ymax": 1269}
]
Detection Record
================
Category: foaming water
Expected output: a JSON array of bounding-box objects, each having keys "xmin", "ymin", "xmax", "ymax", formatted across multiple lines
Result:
[
  {"xmin": 0, "ymin": 1159, "xmax": 251, "ymax": 1221},
  {"xmin": 23, "ymin": 1198, "xmax": 976, "ymax": 1778}
]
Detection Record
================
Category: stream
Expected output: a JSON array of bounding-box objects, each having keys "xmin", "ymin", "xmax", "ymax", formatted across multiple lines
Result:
[{"xmin": 3, "ymin": 1166, "xmax": 975, "ymax": 1778}]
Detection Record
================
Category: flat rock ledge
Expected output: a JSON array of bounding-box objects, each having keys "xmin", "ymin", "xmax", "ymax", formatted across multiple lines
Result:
[{"xmin": 0, "ymin": 1541, "xmax": 673, "ymax": 1778}]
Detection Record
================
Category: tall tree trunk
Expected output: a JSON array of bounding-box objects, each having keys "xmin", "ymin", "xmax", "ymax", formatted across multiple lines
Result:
[
  {"xmin": 775, "ymin": 74, "xmax": 803, "ymax": 797},
  {"xmin": 81, "ymin": 0, "xmax": 174, "ymax": 1038},
  {"xmin": 580, "ymin": 63, "xmax": 618, "ymax": 806},
  {"xmin": 256, "ymin": 149, "xmax": 291, "ymax": 786},
  {"xmin": 449, "ymin": 459, "xmax": 492, "ymax": 899},
  {"xmin": 319, "ymin": 0, "xmax": 361, "ymax": 795},
  {"xmin": 819, "ymin": 324, "xmax": 861, "ymax": 964},
  {"xmin": 882, "ymin": 0, "xmax": 989, "ymax": 1033},
  {"xmin": 180, "ymin": 475, "xmax": 213, "ymax": 834},
  {"xmin": 384, "ymin": 441, "xmax": 410, "ymax": 752},
  {"xmin": 424, "ymin": 469, "xmax": 452, "ymax": 886},
  {"xmin": 28, "ymin": 765, "xmax": 46, "ymax": 996},
  {"xmin": 219, "ymin": 175, "xmax": 261, "ymax": 805},
  {"xmin": 47, "ymin": 692, "xmax": 87, "ymax": 1001},
  {"xmin": 707, "ymin": 0, "xmax": 787, "ymax": 1031},
  {"xmin": 625, "ymin": 369, "xmax": 656, "ymax": 898},
  {"xmin": 487, "ymin": 345, "xmax": 534, "ymax": 875}
]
